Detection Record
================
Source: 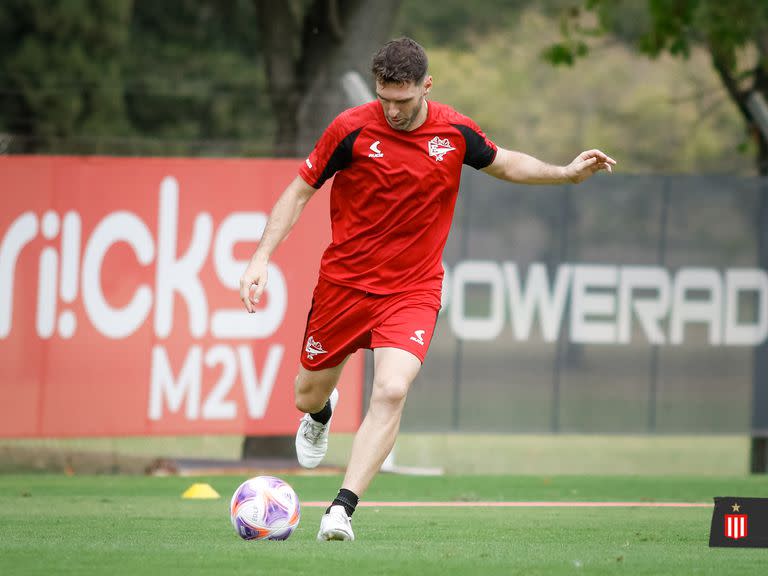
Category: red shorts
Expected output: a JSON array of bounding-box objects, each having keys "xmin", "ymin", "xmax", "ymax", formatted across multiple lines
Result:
[{"xmin": 300, "ymin": 277, "xmax": 442, "ymax": 370}]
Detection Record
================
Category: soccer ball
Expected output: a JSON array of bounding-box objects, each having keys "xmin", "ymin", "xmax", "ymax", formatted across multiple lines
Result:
[{"xmin": 230, "ymin": 476, "xmax": 301, "ymax": 541}]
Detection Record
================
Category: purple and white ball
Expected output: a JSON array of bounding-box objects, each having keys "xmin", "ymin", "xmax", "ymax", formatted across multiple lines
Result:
[{"xmin": 230, "ymin": 476, "xmax": 301, "ymax": 541}]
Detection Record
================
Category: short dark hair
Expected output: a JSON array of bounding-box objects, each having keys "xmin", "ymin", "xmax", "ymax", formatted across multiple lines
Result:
[{"xmin": 371, "ymin": 37, "xmax": 428, "ymax": 85}]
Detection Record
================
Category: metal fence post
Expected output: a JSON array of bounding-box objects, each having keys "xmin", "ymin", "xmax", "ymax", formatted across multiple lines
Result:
[{"xmin": 751, "ymin": 177, "xmax": 768, "ymax": 473}]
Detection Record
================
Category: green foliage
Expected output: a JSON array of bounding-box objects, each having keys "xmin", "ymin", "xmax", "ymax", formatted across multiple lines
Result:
[
  {"xmin": 423, "ymin": 9, "xmax": 750, "ymax": 175},
  {"xmin": 543, "ymin": 1, "xmax": 768, "ymax": 71},
  {"xmin": 123, "ymin": 0, "xmax": 273, "ymax": 156},
  {"xmin": 0, "ymin": 0, "xmax": 132, "ymax": 152},
  {"xmin": 542, "ymin": 0, "xmax": 768, "ymax": 172},
  {"xmin": 542, "ymin": 39, "xmax": 588, "ymax": 66},
  {"xmin": 0, "ymin": 0, "xmax": 274, "ymax": 155},
  {"xmin": 0, "ymin": 0, "xmax": 757, "ymax": 169},
  {"xmin": 395, "ymin": 0, "xmax": 570, "ymax": 48}
]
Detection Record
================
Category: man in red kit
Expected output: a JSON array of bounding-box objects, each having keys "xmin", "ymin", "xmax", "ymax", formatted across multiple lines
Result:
[{"xmin": 240, "ymin": 37, "xmax": 616, "ymax": 541}]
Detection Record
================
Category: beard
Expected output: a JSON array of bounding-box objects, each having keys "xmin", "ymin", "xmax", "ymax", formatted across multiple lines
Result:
[{"xmin": 386, "ymin": 97, "xmax": 426, "ymax": 131}]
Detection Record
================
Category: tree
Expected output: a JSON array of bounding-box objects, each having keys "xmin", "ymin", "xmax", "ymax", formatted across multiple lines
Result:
[
  {"xmin": 0, "ymin": 0, "xmax": 132, "ymax": 153},
  {"xmin": 544, "ymin": 0, "xmax": 768, "ymax": 175},
  {"xmin": 0, "ymin": 0, "xmax": 276, "ymax": 155},
  {"xmin": 125, "ymin": 0, "xmax": 273, "ymax": 156},
  {"xmin": 0, "ymin": 1, "xmax": 403, "ymax": 157},
  {"xmin": 255, "ymin": 0, "xmax": 402, "ymax": 156}
]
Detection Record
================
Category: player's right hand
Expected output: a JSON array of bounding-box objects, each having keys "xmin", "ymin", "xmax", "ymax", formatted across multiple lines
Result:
[
  {"xmin": 566, "ymin": 149, "xmax": 617, "ymax": 183},
  {"xmin": 239, "ymin": 257, "xmax": 268, "ymax": 313}
]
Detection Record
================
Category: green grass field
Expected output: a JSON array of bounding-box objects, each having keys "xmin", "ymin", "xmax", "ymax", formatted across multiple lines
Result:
[{"xmin": 2, "ymin": 474, "xmax": 768, "ymax": 575}]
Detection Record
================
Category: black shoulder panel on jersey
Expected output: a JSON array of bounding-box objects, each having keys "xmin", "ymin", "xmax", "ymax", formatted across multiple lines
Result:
[
  {"xmin": 313, "ymin": 127, "xmax": 363, "ymax": 188},
  {"xmin": 451, "ymin": 123, "xmax": 496, "ymax": 169}
]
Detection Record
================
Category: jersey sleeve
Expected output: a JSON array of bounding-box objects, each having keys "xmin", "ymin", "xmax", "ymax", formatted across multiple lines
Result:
[
  {"xmin": 451, "ymin": 119, "xmax": 498, "ymax": 170},
  {"xmin": 298, "ymin": 112, "xmax": 362, "ymax": 189}
]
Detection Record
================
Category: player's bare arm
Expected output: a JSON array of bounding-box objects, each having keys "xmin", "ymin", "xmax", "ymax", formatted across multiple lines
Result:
[
  {"xmin": 239, "ymin": 176, "xmax": 316, "ymax": 312},
  {"xmin": 483, "ymin": 147, "xmax": 617, "ymax": 184}
]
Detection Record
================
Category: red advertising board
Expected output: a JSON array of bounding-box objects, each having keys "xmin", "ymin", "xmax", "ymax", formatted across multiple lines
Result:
[{"xmin": 0, "ymin": 156, "xmax": 364, "ymax": 437}]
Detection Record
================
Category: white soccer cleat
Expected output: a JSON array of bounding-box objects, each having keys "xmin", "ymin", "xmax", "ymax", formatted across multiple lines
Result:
[
  {"xmin": 317, "ymin": 505, "xmax": 355, "ymax": 541},
  {"xmin": 295, "ymin": 388, "xmax": 339, "ymax": 469}
]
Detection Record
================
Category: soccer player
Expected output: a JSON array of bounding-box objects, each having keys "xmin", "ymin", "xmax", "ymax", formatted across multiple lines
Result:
[{"xmin": 239, "ymin": 37, "xmax": 616, "ymax": 541}]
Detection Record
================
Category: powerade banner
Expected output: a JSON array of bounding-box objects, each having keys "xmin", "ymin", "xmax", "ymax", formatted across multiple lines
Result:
[
  {"xmin": 402, "ymin": 172, "xmax": 766, "ymax": 434},
  {"xmin": 0, "ymin": 156, "xmax": 363, "ymax": 438}
]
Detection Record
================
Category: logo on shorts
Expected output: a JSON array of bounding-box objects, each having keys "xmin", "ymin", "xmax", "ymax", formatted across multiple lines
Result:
[
  {"xmin": 305, "ymin": 336, "xmax": 328, "ymax": 360},
  {"xmin": 409, "ymin": 330, "xmax": 426, "ymax": 346}
]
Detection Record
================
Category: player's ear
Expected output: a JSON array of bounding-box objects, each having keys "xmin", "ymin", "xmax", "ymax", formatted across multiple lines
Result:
[{"xmin": 423, "ymin": 75, "xmax": 433, "ymax": 95}]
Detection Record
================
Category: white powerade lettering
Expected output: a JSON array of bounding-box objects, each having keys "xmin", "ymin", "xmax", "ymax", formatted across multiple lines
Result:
[{"xmin": 443, "ymin": 261, "xmax": 768, "ymax": 346}]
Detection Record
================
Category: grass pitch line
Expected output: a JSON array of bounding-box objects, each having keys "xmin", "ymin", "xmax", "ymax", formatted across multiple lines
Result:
[{"xmin": 302, "ymin": 501, "xmax": 712, "ymax": 508}]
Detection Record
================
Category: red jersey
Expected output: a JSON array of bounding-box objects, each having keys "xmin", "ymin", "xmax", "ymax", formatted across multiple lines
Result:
[{"xmin": 298, "ymin": 100, "xmax": 497, "ymax": 294}]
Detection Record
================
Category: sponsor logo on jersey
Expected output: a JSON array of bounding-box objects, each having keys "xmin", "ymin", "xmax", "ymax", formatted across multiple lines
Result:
[
  {"xmin": 427, "ymin": 136, "xmax": 456, "ymax": 161},
  {"xmin": 368, "ymin": 140, "xmax": 384, "ymax": 158},
  {"xmin": 305, "ymin": 158, "xmax": 313, "ymax": 169},
  {"xmin": 305, "ymin": 336, "xmax": 328, "ymax": 360}
]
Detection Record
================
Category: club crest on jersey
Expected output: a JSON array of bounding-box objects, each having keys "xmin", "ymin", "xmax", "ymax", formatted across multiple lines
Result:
[
  {"xmin": 305, "ymin": 336, "xmax": 328, "ymax": 360},
  {"xmin": 427, "ymin": 136, "xmax": 456, "ymax": 161}
]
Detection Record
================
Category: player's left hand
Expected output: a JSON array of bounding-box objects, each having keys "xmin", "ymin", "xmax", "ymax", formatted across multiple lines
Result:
[{"xmin": 565, "ymin": 149, "xmax": 617, "ymax": 183}]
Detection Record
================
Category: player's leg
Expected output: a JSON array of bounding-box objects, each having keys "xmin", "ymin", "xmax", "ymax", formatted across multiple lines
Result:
[
  {"xmin": 294, "ymin": 276, "xmax": 371, "ymax": 469},
  {"xmin": 315, "ymin": 290, "xmax": 440, "ymax": 541},
  {"xmin": 317, "ymin": 347, "xmax": 422, "ymax": 541},
  {"xmin": 294, "ymin": 359, "xmax": 347, "ymax": 469},
  {"xmin": 295, "ymin": 360, "xmax": 347, "ymax": 414},
  {"xmin": 342, "ymin": 347, "xmax": 421, "ymax": 494}
]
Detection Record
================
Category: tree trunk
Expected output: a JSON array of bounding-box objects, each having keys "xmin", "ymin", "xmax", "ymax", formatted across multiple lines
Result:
[
  {"xmin": 746, "ymin": 37, "xmax": 768, "ymax": 472},
  {"xmin": 759, "ymin": 132, "xmax": 768, "ymax": 176},
  {"xmin": 296, "ymin": 0, "xmax": 402, "ymax": 155},
  {"xmin": 254, "ymin": 0, "xmax": 304, "ymax": 158},
  {"xmin": 256, "ymin": 0, "xmax": 401, "ymax": 157}
]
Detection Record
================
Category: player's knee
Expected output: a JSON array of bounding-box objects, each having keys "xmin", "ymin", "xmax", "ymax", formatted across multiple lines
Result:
[
  {"xmin": 295, "ymin": 392, "xmax": 326, "ymax": 414},
  {"xmin": 372, "ymin": 376, "xmax": 409, "ymax": 406},
  {"xmin": 294, "ymin": 391, "xmax": 308, "ymax": 413},
  {"xmin": 294, "ymin": 377, "xmax": 315, "ymax": 413}
]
